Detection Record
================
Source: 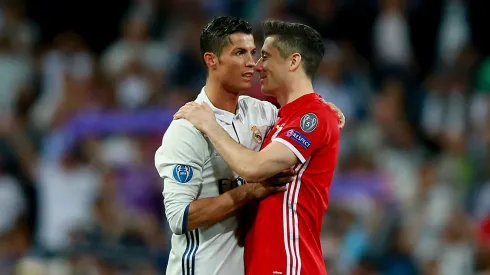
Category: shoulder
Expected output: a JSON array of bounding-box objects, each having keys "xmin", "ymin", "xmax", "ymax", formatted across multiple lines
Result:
[
  {"xmin": 156, "ymin": 119, "xmax": 208, "ymax": 164},
  {"xmin": 163, "ymin": 119, "xmax": 207, "ymax": 144},
  {"xmin": 301, "ymin": 99, "xmax": 345, "ymax": 130},
  {"xmin": 281, "ymin": 101, "xmax": 342, "ymax": 143}
]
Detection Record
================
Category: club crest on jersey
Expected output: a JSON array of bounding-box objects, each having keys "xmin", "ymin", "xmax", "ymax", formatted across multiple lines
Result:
[
  {"xmin": 173, "ymin": 165, "xmax": 193, "ymax": 183},
  {"xmin": 300, "ymin": 113, "xmax": 318, "ymax": 132},
  {"xmin": 251, "ymin": 125, "xmax": 263, "ymax": 143},
  {"xmin": 286, "ymin": 129, "xmax": 311, "ymax": 149}
]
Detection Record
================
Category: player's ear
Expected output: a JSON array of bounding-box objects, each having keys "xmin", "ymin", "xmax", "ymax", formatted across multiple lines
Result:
[
  {"xmin": 289, "ymin": 53, "xmax": 302, "ymax": 72},
  {"xmin": 204, "ymin": 52, "xmax": 218, "ymax": 70}
]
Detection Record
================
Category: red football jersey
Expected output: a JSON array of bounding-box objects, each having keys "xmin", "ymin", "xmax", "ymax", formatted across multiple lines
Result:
[{"xmin": 244, "ymin": 93, "xmax": 342, "ymax": 275}]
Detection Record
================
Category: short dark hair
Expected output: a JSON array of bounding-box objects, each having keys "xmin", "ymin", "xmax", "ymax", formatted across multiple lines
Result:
[
  {"xmin": 200, "ymin": 16, "xmax": 253, "ymax": 67},
  {"xmin": 262, "ymin": 20, "xmax": 325, "ymax": 80}
]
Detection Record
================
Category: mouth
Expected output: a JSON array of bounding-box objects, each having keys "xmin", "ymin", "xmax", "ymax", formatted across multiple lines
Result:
[{"xmin": 242, "ymin": 72, "xmax": 253, "ymax": 79}]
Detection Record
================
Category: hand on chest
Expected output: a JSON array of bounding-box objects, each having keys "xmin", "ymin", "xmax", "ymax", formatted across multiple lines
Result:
[
  {"xmin": 203, "ymin": 118, "xmax": 271, "ymax": 188},
  {"xmin": 217, "ymin": 119, "xmax": 270, "ymax": 151}
]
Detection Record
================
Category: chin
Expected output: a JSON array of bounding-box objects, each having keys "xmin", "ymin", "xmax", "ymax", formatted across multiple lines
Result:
[
  {"xmin": 233, "ymin": 85, "xmax": 250, "ymax": 94},
  {"xmin": 230, "ymin": 85, "xmax": 249, "ymax": 94},
  {"xmin": 225, "ymin": 82, "xmax": 248, "ymax": 94},
  {"xmin": 261, "ymin": 89, "xmax": 272, "ymax": 95},
  {"xmin": 243, "ymin": 82, "xmax": 253, "ymax": 90},
  {"xmin": 260, "ymin": 85, "xmax": 273, "ymax": 95}
]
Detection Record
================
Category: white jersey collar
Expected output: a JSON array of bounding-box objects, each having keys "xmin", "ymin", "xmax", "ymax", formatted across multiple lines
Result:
[{"xmin": 196, "ymin": 87, "xmax": 237, "ymax": 124}]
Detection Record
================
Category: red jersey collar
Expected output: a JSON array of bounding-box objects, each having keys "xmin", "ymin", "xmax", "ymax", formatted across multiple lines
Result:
[{"xmin": 278, "ymin": 92, "xmax": 322, "ymax": 117}]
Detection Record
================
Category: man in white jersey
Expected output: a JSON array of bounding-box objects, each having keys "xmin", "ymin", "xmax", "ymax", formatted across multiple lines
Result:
[{"xmin": 154, "ymin": 16, "xmax": 291, "ymax": 275}]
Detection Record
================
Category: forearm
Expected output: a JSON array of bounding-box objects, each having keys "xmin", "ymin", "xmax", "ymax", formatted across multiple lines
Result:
[
  {"xmin": 186, "ymin": 183, "xmax": 258, "ymax": 231},
  {"xmin": 204, "ymin": 123, "xmax": 262, "ymax": 180}
]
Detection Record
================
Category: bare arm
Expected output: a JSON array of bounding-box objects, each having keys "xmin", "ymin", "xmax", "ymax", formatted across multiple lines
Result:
[
  {"xmin": 174, "ymin": 100, "xmax": 344, "ymax": 184},
  {"xmin": 186, "ymin": 182, "xmax": 273, "ymax": 231},
  {"xmin": 156, "ymin": 118, "xmax": 293, "ymax": 235},
  {"xmin": 203, "ymin": 123, "xmax": 298, "ymax": 182},
  {"xmin": 173, "ymin": 102, "xmax": 298, "ymax": 183},
  {"xmin": 168, "ymin": 172, "xmax": 291, "ymax": 234}
]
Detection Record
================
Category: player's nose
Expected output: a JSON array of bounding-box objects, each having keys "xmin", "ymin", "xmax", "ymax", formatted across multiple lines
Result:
[
  {"xmin": 254, "ymin": 58, "xmax": 263, "ymax": 72},
  {"xmin": 245, "ymin": 54, "xmax": 255, "ymax": 68}
]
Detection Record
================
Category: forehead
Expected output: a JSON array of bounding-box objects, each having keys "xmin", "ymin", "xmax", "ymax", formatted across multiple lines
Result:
[
  {"xmin": 224, "ymin": 33, "xmax": 255, "ymax": 50},
  {"xmin": 262, "ymin": 36, "xmax": 280, "ymax": 55}
]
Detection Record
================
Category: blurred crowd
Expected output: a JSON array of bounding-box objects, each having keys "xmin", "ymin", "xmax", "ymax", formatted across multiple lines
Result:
[{"xmin": 1, "ymin": 0, "xmax": 490, "ymax": 274}]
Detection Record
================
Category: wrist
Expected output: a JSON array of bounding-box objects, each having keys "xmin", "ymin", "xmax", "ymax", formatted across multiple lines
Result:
[
  {"xmin": 227, "ymin": 183, "xmax": 259, "ymax": 207},
  {"xmin": 203, "ymin": 120, "xmax": 219, "ymax": 135},
  {"xmin": 246, "ymin": 182, "xmax": 262, "ymax": 200}
]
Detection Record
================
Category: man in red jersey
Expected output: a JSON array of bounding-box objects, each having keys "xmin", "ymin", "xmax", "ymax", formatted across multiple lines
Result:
[{"xmin": 175, "ymin": 20, "xmax": 345, "ymax": 275}]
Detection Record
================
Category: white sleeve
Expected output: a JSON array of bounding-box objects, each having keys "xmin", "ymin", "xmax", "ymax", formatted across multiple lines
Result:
[{"xmin": 155, "ymin": 119, "xmax": 208, "ymax": 235}]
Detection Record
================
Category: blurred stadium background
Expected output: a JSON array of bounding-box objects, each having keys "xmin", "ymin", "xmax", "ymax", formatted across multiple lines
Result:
[{"xmin": 1, "ymin": 0, "xmax": 490, "ymax": 274}]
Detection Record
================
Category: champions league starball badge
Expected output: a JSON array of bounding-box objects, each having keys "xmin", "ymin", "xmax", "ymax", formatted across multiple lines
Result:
[
  {"xmin": 173, "ymin": 165, "xmax": 194, "ymax": 183},
  {"xmin": 300, "ymin": 113, "xmax": 318, "ymax": 132}
]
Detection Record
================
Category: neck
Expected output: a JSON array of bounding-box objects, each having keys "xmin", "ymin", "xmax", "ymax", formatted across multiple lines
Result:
[
  {"xmin": 205, "ymin": 77, "xmax": 240, "ymax": 113},
  {"xmin": 275, "ymin": 76, "xmax": 314, "ymax": 107}
]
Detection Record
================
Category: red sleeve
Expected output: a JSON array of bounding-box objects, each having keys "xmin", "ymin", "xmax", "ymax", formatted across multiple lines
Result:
[{"xmin": 273, "ymin": 112, "xmax": 329, "ymax": 163}]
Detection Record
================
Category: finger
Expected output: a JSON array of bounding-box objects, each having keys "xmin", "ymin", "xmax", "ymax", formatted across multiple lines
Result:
[
  {"xmin": 180, "ymin": 105, "xmax": 192, "ymax": 111},
  {"xmin": 174, "ymin": 110, "xmax": 188, "ymax": 119},
  {"xmin": 282, "ymin": 167, "xmax": 296, "ymax": 174},
  {"xmin": 174, "ymin": 109, "xmax": 186, "ymax": 116},
  {"xmin": 271, "ymin": 169, "xmax": 296, "ymax": 179},
  {"xmin": 278, "ymin": 176, "xmax": 294, "ymax": 185},
  {"xmin": 269, "ymin": 176, "xmax": 293, "ymax": 186},
  {"xmin": 272, "ymin": 186, "xmax": 287, "ymax": 193},
  {"xmin": 182, "ymin": 104, "xmax": 194, "ymax": 110},
  {"xmin": 190, "ymin": 102, "xmax": 201, "ymax": 108},
  {"xmin": 180, "ymin": 106, "xmax": 195, "ymax": 114},
  {"xmin": 173, "ymin": 112, "xmax": 183, "ymax": 119},
  {"xmin": 280, "ymin": 169, "xmax": 296, "ymax": 177}
]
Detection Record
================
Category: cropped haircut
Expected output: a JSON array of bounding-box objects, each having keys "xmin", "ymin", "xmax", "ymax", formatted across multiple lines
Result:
[
  {"xmin": 200, "ymin": 16, "xmax": 253, "ymax": 67},
  {"xmin": 262, "ymin": 20, "xmax": 325, "ymax": 80}
]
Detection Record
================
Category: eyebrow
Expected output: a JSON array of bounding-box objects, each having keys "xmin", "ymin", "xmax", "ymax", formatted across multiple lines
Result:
[{"xmin": 233, "ymin": 47, "xmax": 257, "ymax": 52}]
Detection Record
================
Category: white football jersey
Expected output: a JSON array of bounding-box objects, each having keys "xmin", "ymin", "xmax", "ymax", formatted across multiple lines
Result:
[{"xmin": 155, "ymin": 87, "xmax": 278, "ymax": 275}]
